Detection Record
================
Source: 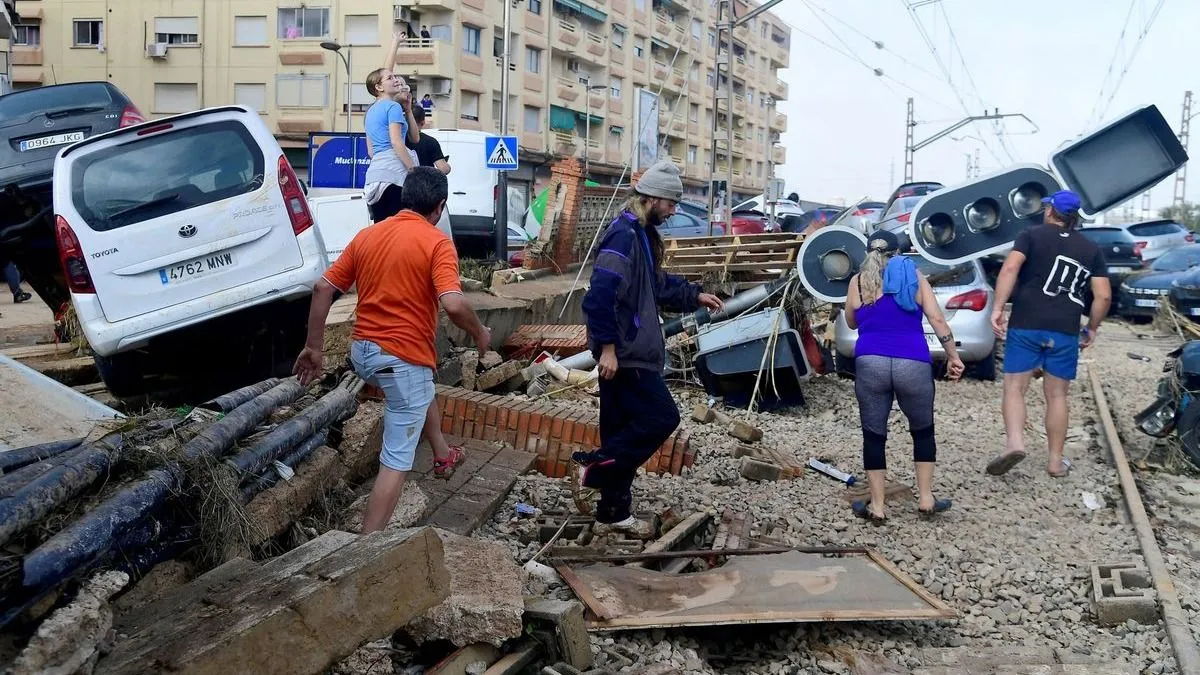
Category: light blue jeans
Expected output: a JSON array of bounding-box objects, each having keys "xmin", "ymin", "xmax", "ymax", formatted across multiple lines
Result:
[{"xmin": 350, "ymin": 339, "xmax": 434, "ymax": 472}]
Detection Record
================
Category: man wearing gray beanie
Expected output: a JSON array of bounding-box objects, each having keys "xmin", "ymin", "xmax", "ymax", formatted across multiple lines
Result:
[{"xmin": 575, "ymin": 160, "xmax": 723, "ymax": 537}]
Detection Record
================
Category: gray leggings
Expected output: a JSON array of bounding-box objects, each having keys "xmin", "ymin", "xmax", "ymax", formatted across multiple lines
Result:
[{"xmin": 854, "ymin": 355, "xmax": 936, "ymax": 470}]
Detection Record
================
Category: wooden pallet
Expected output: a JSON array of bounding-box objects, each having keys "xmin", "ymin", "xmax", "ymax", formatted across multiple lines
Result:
[{"xmin": 663, "ymin": 233, "xmax": 804, "ymax": 282}]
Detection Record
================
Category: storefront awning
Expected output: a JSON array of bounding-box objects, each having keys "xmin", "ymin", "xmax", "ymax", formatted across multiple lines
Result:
[{"xmin": 650, "ymin": 37, "xmax": 672, "ymax": 50}]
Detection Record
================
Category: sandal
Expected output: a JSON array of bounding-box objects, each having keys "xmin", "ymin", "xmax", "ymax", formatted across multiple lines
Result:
[
  {"xmin": 1048, "ymin": 456, "xmax": 1073, "ymax": 478},
  {"xmin": 918, "ymin": 498, "xmax": 953, "ymax": 517},
  {"xmin": 852, "ymin": 500, "xmax": 886, "ymax": 524},
  {"xmin": 986, "ymin": 450, "xmax": 1027, "ymax": 476},
  {"xmin": 433, "ymin": 446, "xmax": 466, "ymax": 479}
]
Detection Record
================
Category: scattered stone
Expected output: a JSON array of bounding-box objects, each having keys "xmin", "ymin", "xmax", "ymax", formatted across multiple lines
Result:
[
  {"xmin": 739, "ymin": 456, "xmax": 782, "ymax": 481},
  {"xmin": 475, "ymin": 360, "xmax": 526, "ymax": 392},
  {"xmin": 479, "ymin": 350, "xmax": 505, "ymax": 370},
  {"xmin": 461, "ymin": 351, "xmax": 480, "ymax": 390},
  {"xmin": 11, "ymin": 571, "xmax": 129, "ymax": 675}
]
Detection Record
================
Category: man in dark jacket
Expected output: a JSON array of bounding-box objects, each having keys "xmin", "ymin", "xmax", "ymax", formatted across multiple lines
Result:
[{"xmin": 576, "ymin": 161, "xmax": 723, "ymax": 537}]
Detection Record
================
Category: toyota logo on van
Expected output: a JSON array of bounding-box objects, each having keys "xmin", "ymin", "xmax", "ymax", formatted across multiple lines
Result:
[{"xmin": 178, "ymin": 224, "xmax": 197, "ymax": 238}]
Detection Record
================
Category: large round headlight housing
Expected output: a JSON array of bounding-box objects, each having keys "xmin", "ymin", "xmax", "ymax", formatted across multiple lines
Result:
[
  {"xmin": 819, "ymin": 249, "xmax": 853, "ymax": 280},
  {"xmin": 918, "ymin": 213, "xmax": 955, "ymax": 247},
  {"xmin": 965, "ymin": 198, "xmax": 1000, "ymax": 232},
  {"xmin": 1010, "ymin": 183, "xmax": 1048, "ymax": 217}
]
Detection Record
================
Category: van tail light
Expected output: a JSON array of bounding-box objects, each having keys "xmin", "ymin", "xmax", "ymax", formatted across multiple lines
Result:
[
  {"xmin": 119, "ymin": 105, "xmax": 145, "ymax": 128},
  {"xmin": 1134, "ymin": 241, "xmax": 1147, "ymax": 258},
  {"xmin": 946, "ymin": 289, "xmax": 988, "ymax": 312},
  {"xmin": 55, "ymin": 215, "xmax": 96, "ymax": 294},
  {"xmin": 277, "ymin": 155, "xmax": 313, "ymax": 236}
]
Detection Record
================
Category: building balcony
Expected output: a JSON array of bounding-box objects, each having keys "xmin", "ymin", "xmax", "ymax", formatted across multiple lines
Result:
[
  {"xmin": 553, "ymin": 76, "xmax": 583, "ymax": 106},
  {"xmin": 395, "ymin": 0, "xmax": 456, "ymax": 13},
  {"xmin": 585, "ymin": 30, "xmax": 607, "ymax": 58},
  {"xmin": 493, "ymin": 57, "xmax": 518, "ymax": 72},
  {"xmin": 770, "ymin": 111, "xmax": 787, "ymax": 133},
  {"xmin": 553, "ymin": 131, "xmax": 580, "ymax": 157},
  {"xmin": 586, "ymin": 138, "xmax": 604, "ymax": 161},
  {"xmin": 670, "ymin": 68, "xmax": 686, "ymax": 92},
  {"xmin": 588, "ymin": 91, "xmax": 606, "ymax": 110},
  {"xmin": 771, "ymin": 77, "xmax": 788, "ymax": 101},
  {"xmin": 769, "ymin": 40, "xmax": 789, "ymax": 68},
  {"xmin": 773, "ymin": 145, "xmax": 786, "ymax": 165},
  {"xmin": 733, "ymin": 24, "xmax": 750, "ymax": 42},
  {"xmin": 688, "ymin": 77, "xmax": 701, "ymax": 96},
  {"xmin": 522, "ymin": 131, "xmax": 546, "ymax": 151},
  {"xmin": 653, "ymin": 14, "xmax": 674, "ymax": 42},
  {"xmin": 733, "ymin": 94, "xmax": 746, "ymax": 116},
  {"xmin": 554, "ymin": 19, "xmax": 582, "ymax": 50},
  {"xmin": 392, "ymin": 38, "xmax": 456, "ymax": 78},
  {"xmin": 0, "ymin": 1, "xmax": 14, "ymax": 40},
  {"xmin": 652, "ymin": 61, "xmax": 671, "ymax": 83},
  {"xmin": 11, "ymin": 47, "xmax": 41, "ymax": 66}
]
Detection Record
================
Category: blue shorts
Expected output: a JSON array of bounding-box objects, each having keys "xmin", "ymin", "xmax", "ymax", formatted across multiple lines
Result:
[
  {"xmin": 1003, "ymin": 328, "xmax": 1081, "ymax": 381},
  {"xmin": 350, "ymin": 339, "xmax": 433, "ymax": 472}
]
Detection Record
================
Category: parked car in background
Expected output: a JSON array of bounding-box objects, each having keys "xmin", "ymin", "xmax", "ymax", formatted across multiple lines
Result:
[
  {"xmin": 1122, "ymin": 219, "xmax": 1194, "ymax": 262},
  {"xmin": 1169, "ymin": 266, "xmax": 1200, "ymax": 320},
  {"xmin": 732, "ymin": 195, "xmax": 805, "ymax": 219},
  {"xmin": 833, "ymin": 253, "xmax": 997, "ymax": 380},
  {"xmin": 709, "ymin": 210, "xmax": 768, "ymax": 235},
  {"xmin": 838, "ymin": 200, "xmax": 887, "ymax": 235},
  {"xmin": 1078, "ymin": 226, "xmax": 1145, "ymax": 286},
  {"xmin": 782, "ymin": 207, "xmax": 843, "ymax": 234},
  {"xmin": 0, "ymin": 81, "xmax": 145, "ymax": 313},
  {"xmin": 53, "ymin": 105, "xmax": 337, "ymax": 396},
  {"xmin": 662, "ymin": 210, "xmax": 724, "ymax": 238},
  {"xmin": 1116, "ymin": 244, "xmax": 1200, "ymax": 319},
  {"xmin": 676, "ymin": 200, "xmax": 709, "ymax": 220},
  {"xmin": 873, "ymin": 182, "xmax": 945, "ymax": 244}
]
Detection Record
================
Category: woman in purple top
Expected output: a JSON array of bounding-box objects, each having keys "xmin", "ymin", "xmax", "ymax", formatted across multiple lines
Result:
[{"xmin": 844, "ymin": 230, "xmax": 964, "ymax": 522}]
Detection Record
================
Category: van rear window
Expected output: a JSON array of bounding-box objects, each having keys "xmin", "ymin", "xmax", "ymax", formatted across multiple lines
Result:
[
  {"xmin": 0, "ymin": 83, "xmax": 115, "ymax": 118},
  {"xmin": 71, "ymin": 120, "xmax": 265, "ymax": 231}
]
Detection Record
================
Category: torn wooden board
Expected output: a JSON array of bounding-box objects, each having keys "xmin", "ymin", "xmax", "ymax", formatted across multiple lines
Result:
[{"xmin": 555, "ymin": 549, "xmax": 957, "ymax": 631}]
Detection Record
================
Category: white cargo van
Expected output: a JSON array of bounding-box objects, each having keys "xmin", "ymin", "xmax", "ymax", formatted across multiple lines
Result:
[
  {"xmin": 53, "ymin": 106, "xmax": 331, "ymax": 395},
  {"xmin": 424, "ymin": 129, "xmax": 497, "ymax": 253}
]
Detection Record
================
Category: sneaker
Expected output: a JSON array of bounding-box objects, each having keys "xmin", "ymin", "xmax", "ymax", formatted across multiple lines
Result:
[
  {"xmin": 13, "ymin": 291, "xmax": 31, "ymax": 304},
  {"xmin": 433, "ymin": 446, "xmax": 466, "ymax": 479},
  {"xmin": 593, "ymin": 516, "xmax": 655, "ymax": 539}
]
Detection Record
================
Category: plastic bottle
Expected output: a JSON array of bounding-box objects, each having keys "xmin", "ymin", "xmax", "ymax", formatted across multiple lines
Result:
[{"xmin": 808, "ymin": 457, "xmax": 856, "ymax": 485}]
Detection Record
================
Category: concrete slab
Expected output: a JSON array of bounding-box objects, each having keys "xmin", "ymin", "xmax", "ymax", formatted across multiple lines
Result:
[
  {"xmin": 0, "ymin": 285, "xmax": 54, "ymax": 348},
  {"xmin": 98, "ymin": 528, "xmax": 449, "ymax": 675}
]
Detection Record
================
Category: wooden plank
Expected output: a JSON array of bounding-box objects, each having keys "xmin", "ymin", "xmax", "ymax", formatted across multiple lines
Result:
[
  {"xmin": 628, "ymin": 512, "xmax": 710, "ymax": 570},
  {"xmin": 668, "ymin": 251, "xmax": 803, "ymax": 264},
  {"xmin": 665, "ymin": 240, "xmax": 805, "ymax": 255},
  {"xmin": 866, "ymin": 549, "xmax": 958, "ymax": 618},
  {"xmin": 0, "ymin": 343, "xmax": 73, "ymax": 360},
  {"xmin": 480, "ymin": 643, "xmax": 541, "ymax": 675},
  {"xmin": 666, "ymin": 233, "xmax": 803, "ymax": 247},
  {"xmin": 553, "ymin": 564, "xmax": 615, "ymax": 621}
]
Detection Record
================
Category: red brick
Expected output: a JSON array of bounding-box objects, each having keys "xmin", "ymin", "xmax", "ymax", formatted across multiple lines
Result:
[
  {"xmin": 529, "ymin": 410, "xmax": 544, "ymax": 436},
  {"xmin": 670, "ymin": 443, "xmax": 685, "ymax": 475}
]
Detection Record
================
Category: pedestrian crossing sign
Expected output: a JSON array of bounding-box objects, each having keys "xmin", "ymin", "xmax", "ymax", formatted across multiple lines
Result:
[{"xmin": 485, "ymin": 135, "xmax": 519, "ymax": 170}]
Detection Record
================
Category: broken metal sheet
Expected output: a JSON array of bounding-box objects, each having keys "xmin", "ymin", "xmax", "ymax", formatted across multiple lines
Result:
[{"xmin": 555, "ymin": 549, "xmax": 957, "ymax": 631}]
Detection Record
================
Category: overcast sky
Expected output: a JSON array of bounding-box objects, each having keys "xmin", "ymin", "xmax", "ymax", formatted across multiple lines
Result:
[{"xmin": 773, "ymin": 0, "xmax": 1193, "ymax": 217}]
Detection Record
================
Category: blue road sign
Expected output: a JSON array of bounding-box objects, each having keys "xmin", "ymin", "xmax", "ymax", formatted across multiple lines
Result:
[
  {"xmin": 308, "ymin": 132, "xmax": 370, "ymax": 189},
  {"xmin": 485, "ymin": 135, "xmax": 519, "ymax": 170}
]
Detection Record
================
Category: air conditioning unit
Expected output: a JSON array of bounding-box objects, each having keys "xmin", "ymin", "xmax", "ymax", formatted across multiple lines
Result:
[
  {"xmin": 430, "ymin": 79, "xmax": 452, "ymax": 96},
  {"xmin": 146, "ymin": 43, "xmax": 168, "ymax": 59},
  {"xmin": 394, "ymin": 5, "xmax": 413, "ymax": 22},
  {"xmin": 566, "ymin": 58, "xmax": 581, "ymax": 72}
]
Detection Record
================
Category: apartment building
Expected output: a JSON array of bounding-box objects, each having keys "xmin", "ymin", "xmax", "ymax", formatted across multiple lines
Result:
[{"xmin": 2, "ymin": 0, "xmax": 789, "ymax": 203}]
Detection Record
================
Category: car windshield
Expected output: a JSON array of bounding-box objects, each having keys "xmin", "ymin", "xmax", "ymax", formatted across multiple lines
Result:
[
  {"xmin": 880, "ymin": 196, "xmax": 922, "ymax": 224},
  {"xmin": 905, "ymin": 254, "xmax": 976, "ymax": 287},
  {"xmin": 0, "ymin": 83, "xmax": 115, "ymax": 118},
  {"xmin": 1080, "ymin": 228, "xmax": 1131, "ymax": 245},
  {"xmin": 1151, "ymin": 247, "xmax": 1200, "ymax": 272}
]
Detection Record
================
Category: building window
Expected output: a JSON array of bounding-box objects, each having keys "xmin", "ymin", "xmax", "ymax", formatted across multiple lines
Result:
[
  {"xmin": 689, "ymin": 63, "xmax": 699, "ymax": 81},
  {"xmin": 461, "ymin": 92, "xmax": 480, "ymax": 121},
  {"xmin": 153, "ymin": 83, "xmax": 199, "ymax": 114},
  {"xmin": 234, "ymin": 83, "xmax": 267, "ymax": 113},
  {"xmin": 491, "ymin": 95, "xmax": 503, "ymax": 127},
  {"xmin": 12, "ymin": 25, "xmax": 40, "ymax": 47},
  {"xmin": 345, "ymin": 84, "xmax": 375, "ymax": 113},
  {"xmin": 429, "ymin": 24, "xmax": 452, "ymax": 41},
  {"xmin": 462, "ymin": 25, "xmax": 481, "ymax": 56},
  {"xmin": 612, "ymin": 25, "xmax": 625, "ymax": 48},
  {"xmin": 708, "ymin": 30, "xmax": 716, "ymax": 47},
  {"xmin": 746, "ymin": 90, "xmax": 754, "ymax": 105},
  {"xmin": 762, "ymin": 22, "xmax": 768, "ymax": 38},
  {"xmin": 634, "ymin": 0, "xmax": 646, "ymax": 10},
  {"xmin": 528, "ymin": 0, "xmax": 543, "ymax": 15},
  {"xmin": 687, "ymin": 145, "xmax": 697, "ymax": 163},
  {"xmin": 275, "ymin": 74, "xmax": 329, "ymax": 108},
  {"xmin": 234, "ymin": 16, "xmax": 268, "ymax": 46},
  {"xmin": 344, "ymin": 15, "xmax": 378, "ymax": 45},
  {"xmin": 689, "ymin": 103, "xmax": 698, "ymax": 122},
  {"xmin": 154, "ymin": 17, "xmax": 200, "ymax": 44},
  {"xmin": 525, "ymin": 46, "xmax": 542, "ymax": 74},
  {"xmin": 705, "ymin": 69, "xmax": 715, "ymax": 87},
  {"xmin": 523, "ymin": 106, "xmax": 541, "ymax": 132},
  {"xmin": 278, "ymin": 7, "xmax": 330, "ymax": 39},
  {"xmin": 72, "ymin": 20, "xmax": 103, "ymax": 47},
  {"xmin": 633, "ymin": 38, "xmax": 645, "ymax": 58},
  {"xmin": 610, "ymin": 77, "xmax": 622, "ymax": 99},
  {"xmin": 690, "ymin": 19, "xmax": 702, "ymax": 39}
]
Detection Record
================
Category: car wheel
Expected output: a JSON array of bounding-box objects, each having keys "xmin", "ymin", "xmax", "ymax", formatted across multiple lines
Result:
[
  {"xmin": 833, "ymin": 351, "xmax": 856, "ymax": 379},
  {"xmin": 94, "ymin": 351, "xmax": 148, "ymax": 398},
  {"xmin": 970, "ymin": 345, "xmax": 998, "ymax": 381}
]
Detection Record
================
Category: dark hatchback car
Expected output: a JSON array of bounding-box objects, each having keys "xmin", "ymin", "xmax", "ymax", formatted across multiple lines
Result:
[
  {"xmin": 1170, "ymin": 267, "xmax": 1200, "ymax": 320},
  {"xmin": 1117, "ymin": 244, "xmax": 1200, "ymax": 319},
  {"xmin": 1079, "ymin": 226, "xmax": 1145, "ymax": 284},
  {"xmin": 0, "ymin": 82, "xmax": 144, "ymax": 310}
]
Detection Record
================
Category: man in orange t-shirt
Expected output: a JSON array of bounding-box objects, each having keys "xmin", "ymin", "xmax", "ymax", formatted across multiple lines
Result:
[{"xmin": 294, "ymin": 167, "xmax": 490, "ymax": 533}]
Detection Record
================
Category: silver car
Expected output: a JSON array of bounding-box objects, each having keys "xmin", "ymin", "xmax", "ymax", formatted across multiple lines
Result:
[
  {"xmin": 833, "ymin": 253, "xmax": 998, "ymax": 380},
  {"xmin": 1122, "ymin": 219, "xmax": 1194, "ymax": 262}
]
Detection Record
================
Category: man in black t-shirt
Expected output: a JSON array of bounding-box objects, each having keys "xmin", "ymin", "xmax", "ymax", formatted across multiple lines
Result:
[
  {"xmin": 406, "ymin": 106, "xmax": 450, "ymax": 175},
  {"xmin": 986, "ymin": 189, "xmax": 1111, "ymax": 479}
]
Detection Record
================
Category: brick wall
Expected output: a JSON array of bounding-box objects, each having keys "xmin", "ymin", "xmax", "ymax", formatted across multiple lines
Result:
[
  {"xmin": 434, "ymin": 385, "xmax": 693, "ymax": 478},
  {"xmin": 524, "ymin": 157, "xmax": 632, "ymax": 272}
]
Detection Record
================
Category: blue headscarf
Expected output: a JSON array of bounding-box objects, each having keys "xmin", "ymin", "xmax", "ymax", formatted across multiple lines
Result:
[{"xmin": 883, "ymin": 255, "xmax": 920, "ymax": 312}]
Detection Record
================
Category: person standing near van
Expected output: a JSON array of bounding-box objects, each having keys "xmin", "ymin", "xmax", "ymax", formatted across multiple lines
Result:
[
  {"xmin": 293, "ymin": 167, "xmax": 487, "ymax": 533},
  {"xmin": 363, "ymin": 31, "xmax": 421, "ymax": 223},
  {"xmin": 407, "ymin": 107, "xmax": 450, "ymax": 176},
  {"xmin": 574, "ymin": 161, "xmax": 723, "ymax": 537},
  {"xmin": 987, "ymin": 190, "xmax": 1111, "ymax": 479}
]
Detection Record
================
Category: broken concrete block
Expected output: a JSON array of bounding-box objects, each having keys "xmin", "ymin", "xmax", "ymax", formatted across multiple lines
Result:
[
  {"xmin": 406, "ymin": 530, "xmax": 525, "ymax": 648},
  {"xmin": 474, "ymin": 360, "xmax": 526, "ymax": 392},
  {"xmin": 344, "ymin": 482, "xmax": 429, "ymax": 533},
  {"xmin": 731, "ymin": 444, "xmax": 761, "ymax": 459},
  {"xmin": 1091, "ymin": 562, "xmax": 1158, "ymax": 625},
  {"xmin": 97, "ymin": 528, "xmax": 449, "ymax": 675},
  {"xmin": 690, "ymin": 403, "xmax": 715, "ymax": 424},
  {"xmin": 524, "ymin": 599, "xmax": 593, "ymax": 671},
  {"xmin": 331, "ymin": 639, "xmax": 396, "ymax": 675},
  {"xmin": 243, "ymin": 445, "xmax": 343, "ymax": 549},
  {"xmin": 727, "ymin": 420, "xmax": 763, "ymax": 444},
  {"xmin": 739, "ymin": 456, "xmax": 782, "ymax": 481},
  {"xmin": 461, "ymin": 351, "xmax": 481, "ymax": 390},
  {"xmin": 11, "ymin": 570, "xmax": 129, "ymax": 675},
  {"xmin": 479, "ymin": 350, "xmax": 505, "ymax": 370}
]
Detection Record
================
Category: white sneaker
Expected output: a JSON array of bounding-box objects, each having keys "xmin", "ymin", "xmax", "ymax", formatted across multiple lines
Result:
[{"xmin": 593, "ymin": 516, "xmax": 655, "ymax": 539}]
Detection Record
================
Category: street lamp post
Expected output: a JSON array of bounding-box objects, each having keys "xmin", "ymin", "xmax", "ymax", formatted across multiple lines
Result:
[
  {"xmin": 580, "ymin": 74, "xmax": 607, "ymax": 179},
  {"xmin": 320, "ymin": 39, "xmax": 353, "ymax": 133}
]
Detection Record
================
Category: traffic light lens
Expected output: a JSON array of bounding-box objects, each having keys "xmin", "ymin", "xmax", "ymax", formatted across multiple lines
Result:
[
  {"xmin": 918, "ymin": 213, "xmax": 956, "ymax": 247},
  {"xmin": 819, "ymin": 249, "xmax": 853, "ymax": 280},
  {"xmin": 965, "ymin": 198, "xmax": 1000, "ymax": 232},
  {"xmin": 1011, "ymin": 183, "xmax": 1047, "ymax": 217}
]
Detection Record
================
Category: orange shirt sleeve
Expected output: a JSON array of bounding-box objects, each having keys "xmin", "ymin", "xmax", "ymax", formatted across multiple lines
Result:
[
  {"xmin": 323, "ymin": 237, "xmax": 357, "ymax": 293},
  {"xmin": 431, "ymin": 237, "xmax": 462, "ymax": 297}
]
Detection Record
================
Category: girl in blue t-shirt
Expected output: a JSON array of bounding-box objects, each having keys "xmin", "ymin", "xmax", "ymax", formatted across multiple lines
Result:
[{"xmin": 362, "ymin": 31, "xmax": 421, "ymax": 223}]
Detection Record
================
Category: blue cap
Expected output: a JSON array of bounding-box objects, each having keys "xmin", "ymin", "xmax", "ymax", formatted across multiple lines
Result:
[{"xmin": 1042, "ymin": 189, "xmax": 1082, "ymax": 215}]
